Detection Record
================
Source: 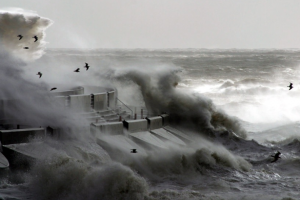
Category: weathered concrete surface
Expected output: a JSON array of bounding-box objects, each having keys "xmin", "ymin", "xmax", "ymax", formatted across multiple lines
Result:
[
  {"xmin": 46, "ymin": 126, "xmax": 61, "ymax": 139},
  {"xmin": 123, "ymin": 119, "xmax": 148, "ymax": 133},
  {"xmin": 107, "ymin": 91, "xmax": 116, "ymax": 109},
  {"xmin": 2, "ymin": 141, "xmax": 111, "ymax": 169},
  {"xmin": 54, "ymin": 96, "xmax": 68, "ymax": 107},
  {"xmin": 150, "ymin": 128, "xmax": 186, "ymax": 146},
  {"xmin": 146, "ymin": 116, "xmax": 163, "ymax": 130},
  {"xmin": 91, "ymin": 122, "xmax": 123, "ymax": 135},
  {"xmin": 93, "ymin": 93, "xmax": 107, "ymax": 111},
  {"xmin": 129, "ymin": 131, "xmax": 167, "ymax": 149},
  {"xmin": 0, "ymin": 128, "xmax": 45, "ymax": 145},
  {"xmin": 69, "ymin": 94, "xmax": 91, "ymax": 112},
  {"xmin": 161, "ymin": 114, "xmax": 169, "ymax": 126},
  {"xmin": 96, "ymin": 134, "xmax": 147, "ymax": 157},
  {"xmin": 163, "ymin": 126, "xmax": 193, "ymax": 143}
]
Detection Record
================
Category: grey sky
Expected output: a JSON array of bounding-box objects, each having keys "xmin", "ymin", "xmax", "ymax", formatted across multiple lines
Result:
[{"xmin": 1, "ymin": 0, "xmax": 300, "ymax": 49}]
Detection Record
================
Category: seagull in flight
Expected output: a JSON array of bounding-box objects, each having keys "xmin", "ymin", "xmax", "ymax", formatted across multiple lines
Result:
[
  {"xmin": 74, "ymin": 68, "xmax": 80, "ymax": 72},
  {"xmin": 271, "ymin": 151, "xmax": 281, "ymax": 163},
  {"xmin": 37, "ymin": 72, "xmax": 42, "ymax": 78},
  {"xmin": 17, "ymin": 35, "xmax": 23, "ymax": 40},
  {"xmin": 33, "ymin": 36, "xmax": 38, "ymax": 42},
  {"xmin": 50, "ymin": 87, "xmax": 57, "ymax": 91},
  {"xmin": 287, "ymin": 83, "xmax": 293, "ymax": 90},
  {"xmin": 84, "ymin": 63, "xmax": 90, "ymax": 70}
]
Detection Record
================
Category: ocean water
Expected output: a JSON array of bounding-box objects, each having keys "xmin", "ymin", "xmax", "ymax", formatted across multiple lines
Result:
[{"xmin": 1, "ymin": 11, "xmax": 300, "ymax": 200}]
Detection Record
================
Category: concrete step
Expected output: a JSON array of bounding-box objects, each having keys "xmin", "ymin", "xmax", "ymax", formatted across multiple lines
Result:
[
  {"xmin": 102, "ymin": 114, "xmax": 119, "ymax": 120},
  {"xmin": 106, "ymin": 118, "xmax": 121, "ymax": 122},
  {"xmin": 98, "ymin": 110, "xmax": 116, "ymax": 116},
  {"xmin": 85, "ymin": 116, "xmax": 106, "ymax": 123},
  {"xmin": 80, "ymin": 112, "xmax": 99, "ymax": 117}
]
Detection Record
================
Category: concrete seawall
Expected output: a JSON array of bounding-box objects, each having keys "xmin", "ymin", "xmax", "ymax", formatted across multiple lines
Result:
[
  {"xmin": 0, "ymin": 86, "xmax": 193, "ymax": 170},
  {"xmin": 0, "ymin": 128, "xmax": 45, "ymax": 145}
]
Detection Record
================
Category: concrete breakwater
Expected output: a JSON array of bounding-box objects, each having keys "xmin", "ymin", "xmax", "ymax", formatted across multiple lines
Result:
[{"xmin": 0, "ymin": 86, "xmax": 193, "ymax": 169}]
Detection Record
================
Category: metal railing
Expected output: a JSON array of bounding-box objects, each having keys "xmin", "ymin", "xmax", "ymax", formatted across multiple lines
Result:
[{"xmin": 116, "ymin": 98, "xmax": 134, "ymax": 119}]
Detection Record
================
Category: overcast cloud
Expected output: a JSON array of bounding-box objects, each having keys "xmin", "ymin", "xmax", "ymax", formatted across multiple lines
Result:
[{"xmin": 1, "ymin": 0, "xmax": 300, "ymax": 49}]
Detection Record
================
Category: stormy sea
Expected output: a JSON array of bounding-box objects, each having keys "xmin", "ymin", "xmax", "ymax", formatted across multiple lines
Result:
[{"xmin": 1, "ymin": 10, "xmax": 300, "ymax": 200}]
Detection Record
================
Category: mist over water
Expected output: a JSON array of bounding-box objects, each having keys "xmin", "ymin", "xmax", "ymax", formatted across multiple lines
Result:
[{"xmin": 1, "ymin": 9, "xmax": 300, "ymax": 200}]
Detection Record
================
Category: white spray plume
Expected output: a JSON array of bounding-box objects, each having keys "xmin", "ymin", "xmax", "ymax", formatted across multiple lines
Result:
[{"xmin": 0, "ymin": 8, "xmax": 52, "ymax": 62}]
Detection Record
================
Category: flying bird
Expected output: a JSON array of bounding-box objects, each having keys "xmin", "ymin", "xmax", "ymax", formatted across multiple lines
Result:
[
  {"xmin": 287, "ymin": 83, "xmax": 293, "ymax": 90},
  {"xmin": 130, "ymin": 149, "xmax": 137, "ymax": 153},
  {"xmin": 23, "ymin": 47, "xmax": 29, "ymax": 49},
  {"xmin": 271, "ymin": 151, "xmax": 281, "ymax": 163},
  {"xmin": 37, "ymin": 72, "xmax": 42, "ymax": 78},
  {"xmin": 50, "ymin": 87, "xmax": 57, "ymax": 91},
  {"xmin": 74, "ymin": 68, "xmax": 80, "ymax": 72},
  {"xmin": 33, "ymin": 35, "xmax": 38, "ymax": 42},
  {"xmin": 17, "ymin": 35, "xmax": 23, "ymax": 40},
  {"xmin": 84, "ymin": 63, "xmax": 90, "ymax": 70}
]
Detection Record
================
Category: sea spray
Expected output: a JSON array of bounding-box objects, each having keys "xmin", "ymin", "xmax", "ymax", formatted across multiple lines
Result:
[
  {"xmin": 109, "ymin": 64, "xmax": 247, "ymax": 138},
  {"xmin": 29, "ymin": 160, "xmax": 149, "ymax": 200},
  {"xmin": 0, "ymin": 9, "xmax": 81, "ymax": 129},
  {"xmin": 0, "ymin": 8, "xmax": 52, "ymax": 61}
]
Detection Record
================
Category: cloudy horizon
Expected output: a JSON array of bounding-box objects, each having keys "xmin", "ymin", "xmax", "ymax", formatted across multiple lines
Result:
[{"xmin": 1, "ymin": 0, "xmax": 300, "ymax": 49}]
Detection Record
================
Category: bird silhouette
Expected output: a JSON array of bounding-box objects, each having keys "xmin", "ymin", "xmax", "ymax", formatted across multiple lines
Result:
[
  {"xmin": 287, "ymin": 83, "xmax": 293, "ymax": 90},
  {"xmin": 271, "ymin": 151, "xmax": 281, "ymax": 163},
  {"xmin": 74, "ymin": 68, "xmax": 80, "ymax": 72},
  {"xmin": 130, "ymin": 149, "xmax": 137, "ymax": 153},
  {"xmin": 17, "ymin": 35, "xmax": 23, "ymax": 40},
  {"xmin": 37, "ymin": 72, "xmax": 42, "ymax": 78},
  {"xmin": 50, "ymin": 87, "xmax": 57, "ymax": 91},
  {"xmin": 23, "ymin": 47, "xmax": 29, "ymax": 49},
  {"xmin": 84, "ymin": 63, "xmax": 90, "ymax": 70},
  {"xmin": 33, "ymin": 36, "xmax": 38, "ymax": 42}
]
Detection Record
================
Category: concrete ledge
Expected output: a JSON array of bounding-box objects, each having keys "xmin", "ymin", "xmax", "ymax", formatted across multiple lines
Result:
[
  {"xmin": 146, "ymin": 116, "xmax": 163, "ymax": 130},
  {"xmin": 52, "ymin": 86, "xmax": 84, "ymax": 96},
  {"xmin": 0, "ymin": 128, "xmax": 45, "ymax": 145},
  {"xmin": 123, "ymin": 119, "xmax": 148, "ymax": 133},
  {"xmin": 91, "ymin": 122, "xmax": 123, "ymax": 135}
]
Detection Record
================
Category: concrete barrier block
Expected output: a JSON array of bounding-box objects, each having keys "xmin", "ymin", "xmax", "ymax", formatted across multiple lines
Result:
[
  {"xmin": 54, "ymin": 96, "xmax": 68, "ymax": 107},
  {"xmin": 107, "ymin": 91, "xmax": 116, "ymax": 109},
  {"xmin": 91, "ymin": 122, "xmax": 123, "ymax": 135},
  {"xmin": 123, "ymin": 119, "xmax": 148, "ymax": 133},
  {"xmin": 146, "ymin": 116, "xmax": 163, "ymax": 130},
  {"xmin": 69, "ymin": 94, "xmax": 91, "ymax": 112},
  {"xmin": 46, "ymin": 126, "xmax": 61, "ymax": 139},
  {"xmin": 0, "ymin": 128, "xmax": 45, "ymax": 145},
  {"xmin": 93, "ymin": 93, "xmax": 107, "ymax": 111},
  {"xmin": 161, "ymin": 114, "xmax": 169, "ymax": 126}
]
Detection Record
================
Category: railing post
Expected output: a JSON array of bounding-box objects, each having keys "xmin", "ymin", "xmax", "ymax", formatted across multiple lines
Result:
[
  {"xmin": 91, "ymin": 94, "xmax": 94, "ymax": 109},
  {"xmin": 134, "ymin": 113, "xmax": 137, "ymax": 120},
  {"xmin": 141, "ymin": 109, "xmax": 143, "ymax": 119},
  {"xmin": 119, "ymin": 116, "xmax": 122, "ymax": 121}
]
